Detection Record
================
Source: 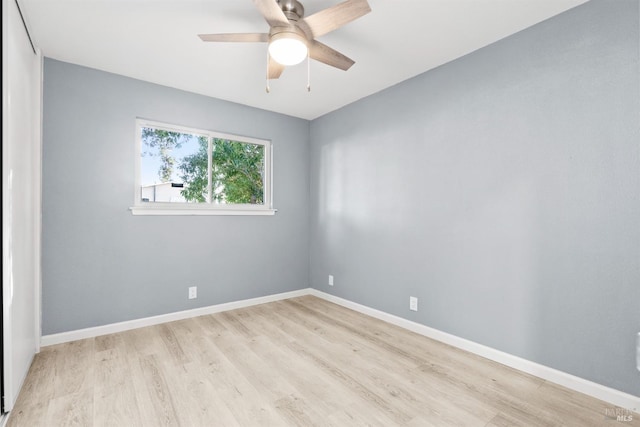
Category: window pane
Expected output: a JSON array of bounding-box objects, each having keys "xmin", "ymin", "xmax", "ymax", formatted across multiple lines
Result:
[
  {"xmin": 140, "ymin": 128, "xmax": 208, "ymax": 203},
  {"xmin": 136, "ymin": 120, "xmax": 272, "ymax": 212},
  {"xmin": 211, "ymin": 139, "xmax": 265, "ymax": 205}
]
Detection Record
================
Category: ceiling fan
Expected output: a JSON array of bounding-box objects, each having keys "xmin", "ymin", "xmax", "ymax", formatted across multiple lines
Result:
[{"xmin": 198, "ymin": 0, "xmax": 371, "ymax": 82}]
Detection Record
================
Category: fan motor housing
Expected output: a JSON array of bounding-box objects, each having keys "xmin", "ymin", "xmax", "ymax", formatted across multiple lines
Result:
[
  {"xmin": 277, "ymin": 0, "xmax": 305, "ymax": 21},
  {"xmin": 269, "ymin": 25, "xmax": 308, "ymax": 46}
]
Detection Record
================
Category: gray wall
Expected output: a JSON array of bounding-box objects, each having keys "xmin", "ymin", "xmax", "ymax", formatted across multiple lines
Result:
[
  {"xmin": 309, "ymin": 0, "xmax": 640, "ymax": 396},
  {"xmin": 42, "ymin": 59, "xmax": 310, "ymax": 335}
]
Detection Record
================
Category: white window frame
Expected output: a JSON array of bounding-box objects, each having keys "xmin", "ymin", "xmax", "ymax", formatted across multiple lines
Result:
[{"xmin": 130, "ymin": 119, "xmax": 275, "ymax": 216}]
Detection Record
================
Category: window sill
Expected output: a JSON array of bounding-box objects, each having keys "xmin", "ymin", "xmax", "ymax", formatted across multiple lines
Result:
[{"xmin": 129, "ymin": 205, "xmax": 277, "ymax": 216}]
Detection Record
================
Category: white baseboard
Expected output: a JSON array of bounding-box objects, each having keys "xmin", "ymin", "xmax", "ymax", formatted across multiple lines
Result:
[
  {"xmin": 40, "ymin": 287, "xmax": 639, "ymax": 413},
  {"xmin": 308, "ymin": 289, "xmax": 640, "ymax": 413},
  {"xmin": 40, "ymin": 288, "xmax": 309, "ymax": 347}
]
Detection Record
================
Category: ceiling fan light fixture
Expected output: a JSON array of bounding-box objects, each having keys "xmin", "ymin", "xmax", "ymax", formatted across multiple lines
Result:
[{"xmin": 268, "ymin": 32, "xmax": 308, "ymax": 66}]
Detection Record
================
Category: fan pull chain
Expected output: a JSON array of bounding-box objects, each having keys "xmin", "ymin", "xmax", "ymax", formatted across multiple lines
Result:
[
  {"xmin": 307, "ymin": 52, "xmax": 311, "ymax": 92},
  {"xmin": 266, "ymin": 50, "xmax": 271, "ymax": 93}
]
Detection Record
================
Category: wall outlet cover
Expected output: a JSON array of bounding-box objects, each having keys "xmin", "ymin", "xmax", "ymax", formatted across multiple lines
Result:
[
  {"xmin": 410, "ymin": 296, "xmax": 418, "ymax": 311},
  {"xmin": 328, "ymin": 275, "xmax": 334, "ymax": 286},
  {"xmin": 188, "ymin": 286, "xmax": 197, "ymax": 299}
]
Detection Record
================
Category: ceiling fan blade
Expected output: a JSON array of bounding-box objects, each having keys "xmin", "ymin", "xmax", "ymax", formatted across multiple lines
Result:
[
  {"xmin": 198, "ymin": 33, "xmax": 269, "ymax": 43},
  {"xmin": 309, "ymin": 40, "xmax": 355, "ymax": 71},
  {"xmin": 253, "ymin": 0, "xmax": 290, "ymax": 27},
  {"xmin": 303, "ymin": 0, "xmax": 371, "ymax": 38},
  {"xmin": 268, "ymin": 56, "xmax": 285, "ymax": 79}
]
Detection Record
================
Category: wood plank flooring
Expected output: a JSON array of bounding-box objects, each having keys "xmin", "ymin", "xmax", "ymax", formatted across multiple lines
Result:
[{"xmin": 7, "ymin": 296, "xmax": 639, "ymax": 426}]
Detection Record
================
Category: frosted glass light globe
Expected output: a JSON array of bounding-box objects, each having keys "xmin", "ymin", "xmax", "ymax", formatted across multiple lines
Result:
[{"xmin": 269, "ymin": 33, "xmax": 308, "ymax": 66}]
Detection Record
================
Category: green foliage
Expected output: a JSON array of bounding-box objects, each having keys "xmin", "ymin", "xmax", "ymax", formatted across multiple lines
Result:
[
  {"xmin": 178, "ymin": 136, "xmax": 209, "ymax": 202},
  {"xmin": 177, "ymin": 138, "xmax": 264, "ymax": 205},
  {"xmin": 141, "ymin": 128, "xmax": 185, "ymax": 182},
  {"xmin": 213, "ymin": 139, "xmax": 264, "ymax": 204},
  {"xmin": 143, "ymin": 127, "xmax": 265, "ymax": 204}
]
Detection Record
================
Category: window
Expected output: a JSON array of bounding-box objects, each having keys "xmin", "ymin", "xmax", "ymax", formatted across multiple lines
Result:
[{"xmin": 131, "ymin": 119, "xmax": 274, "ymax": 215}]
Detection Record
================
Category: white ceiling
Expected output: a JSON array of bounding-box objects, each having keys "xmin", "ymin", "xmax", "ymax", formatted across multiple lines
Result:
[{"xmin": 21, "ymin": 0, "xmax": 588, "ymax": 120}]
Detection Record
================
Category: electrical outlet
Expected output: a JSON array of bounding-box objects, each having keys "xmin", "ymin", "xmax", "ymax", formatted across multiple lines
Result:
[
  {"xmin": 409, "ymin": 296, "xmax": 418, "ymax": 312},
  {"xmin": 188, "ymin": 286, "xmax": 197, "ymax": 300},
  {"xmin": 328, "ymin": 275, "xmax": 334, "ymax": 286}
]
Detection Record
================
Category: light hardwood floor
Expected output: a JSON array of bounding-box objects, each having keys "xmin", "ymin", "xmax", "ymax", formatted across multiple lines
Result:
[{"xmin": 7, "ymin": 296, "xmax": 639, "ymax": 426}]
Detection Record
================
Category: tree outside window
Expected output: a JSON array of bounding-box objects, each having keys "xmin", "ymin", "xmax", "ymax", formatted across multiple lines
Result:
[{"xmin": 138, "ymin": 122, "xmax": 269, "ymax": 206}]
